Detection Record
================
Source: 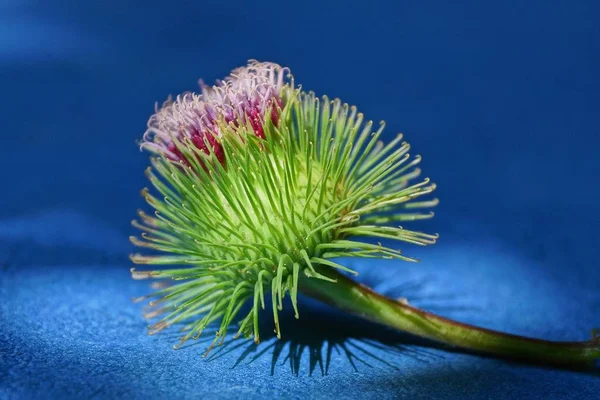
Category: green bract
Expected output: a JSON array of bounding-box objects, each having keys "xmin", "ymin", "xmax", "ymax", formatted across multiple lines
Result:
[{"xmin": 131, "ymin": 68, "xmax": 438, "ymax": 352}]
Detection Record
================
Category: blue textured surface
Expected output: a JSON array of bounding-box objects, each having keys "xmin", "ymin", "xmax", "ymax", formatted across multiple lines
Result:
[{"xmin": 1, "ymin": 1, "xmax": 600, "ymax": 399}]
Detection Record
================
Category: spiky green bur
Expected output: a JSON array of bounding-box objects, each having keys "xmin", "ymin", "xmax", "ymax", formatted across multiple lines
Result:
[{"xmin": 131, "ymin": 62, "xmax": 437, "ymax": 352}]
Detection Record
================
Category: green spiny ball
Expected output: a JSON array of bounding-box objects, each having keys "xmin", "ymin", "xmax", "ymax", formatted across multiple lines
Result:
[{"xmin": 130, "ymin": 60, "xmax": 438, "ymax": 352}]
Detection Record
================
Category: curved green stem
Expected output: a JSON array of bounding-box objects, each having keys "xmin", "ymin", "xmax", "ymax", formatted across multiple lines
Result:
[{"xmin": 299, "ymin": 269, "xmax": 600, "ymax": 369}]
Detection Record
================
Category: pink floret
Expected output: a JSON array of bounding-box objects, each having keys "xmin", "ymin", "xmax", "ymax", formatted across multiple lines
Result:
[{"xmin": 142, "ymin": 60, "xmax": 290, "ymax": 167}]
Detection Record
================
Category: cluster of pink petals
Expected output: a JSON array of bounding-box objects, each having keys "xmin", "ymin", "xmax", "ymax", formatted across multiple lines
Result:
[{"xmin": 142, "ymin": 60, "xmax": 290, "ymax": 165}]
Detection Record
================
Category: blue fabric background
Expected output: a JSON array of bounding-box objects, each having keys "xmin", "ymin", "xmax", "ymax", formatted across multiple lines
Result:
[{"xmin": 1, "ymin": 0, "xmax": 599, "ymax": 398}]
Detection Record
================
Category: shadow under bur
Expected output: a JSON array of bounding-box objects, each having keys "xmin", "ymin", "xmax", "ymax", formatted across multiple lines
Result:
[{"xmin": 156, "ymin": 272, "xmax": 479, "ymax": 377}]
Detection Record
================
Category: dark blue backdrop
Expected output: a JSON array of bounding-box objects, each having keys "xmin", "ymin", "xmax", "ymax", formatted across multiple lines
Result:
[{"xmin": 1, "ymin": 1, "xmax": 599, "ymax": 399}]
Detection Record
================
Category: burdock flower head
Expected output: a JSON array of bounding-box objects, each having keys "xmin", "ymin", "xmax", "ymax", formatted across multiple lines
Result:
[{"xmin": 131, "ymin": 60, "xmax": 600, "ymax": 367}]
